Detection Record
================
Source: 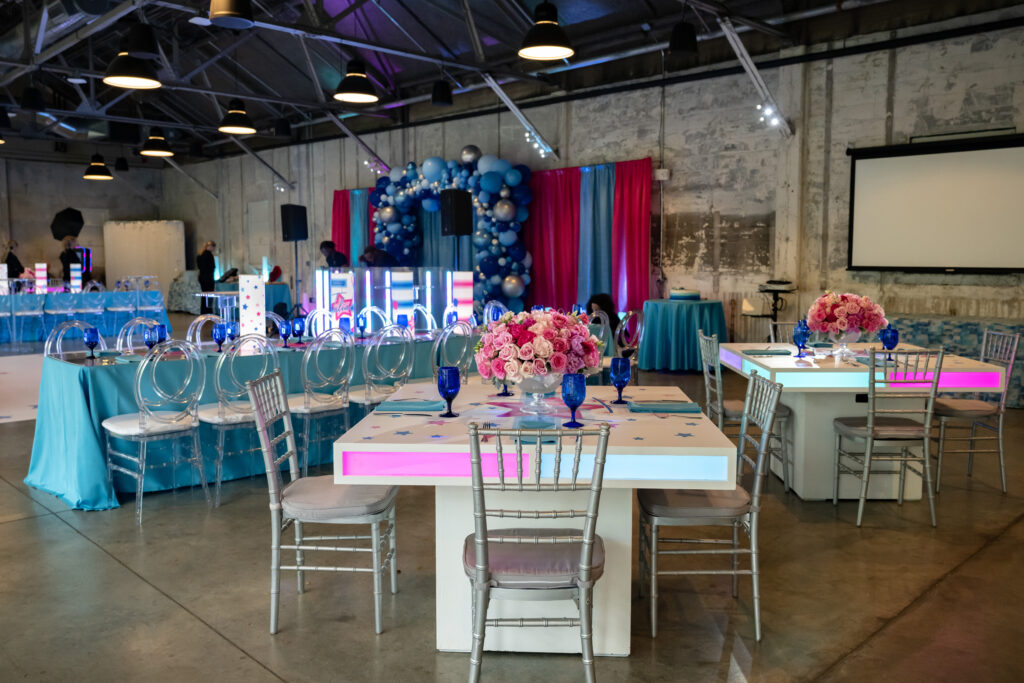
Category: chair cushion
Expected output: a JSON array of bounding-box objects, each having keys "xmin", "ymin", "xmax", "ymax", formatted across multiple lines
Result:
[
  {"xmin": 833, "ymin": 416, "xmax": 926, "ymax": 440},
  {"xmin": 281, "ymin": 476, "xmax": 397, "ymax": 522},
  {"xmin": 934, "ymin": 398, "xmax": 998, "ymax": 419},
  {"xmin": 287, "ymin": 393, "xmax": 348, "ymax": 415},
  {"xmin": 462, "ymin": 528, "xmax": 605, "ymax": 589},
  {"xmin": 638, "ymin": 487, "xmax": 751, "ymax": 519},
  {"xmin": 723, "ymin": 399, "xmax": 745, "ymax": 419},
  {"xmin": 197, "ymin": 402, "xmax": 255, "ymax": 425},
  {"xmin": 102, "ymin": 411, "xmax": 196, "ymax": 437}
]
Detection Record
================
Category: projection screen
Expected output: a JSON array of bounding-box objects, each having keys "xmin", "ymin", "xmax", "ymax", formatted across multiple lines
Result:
[{"xmin": 847, "ymin": 137, "xmax": 1024, "ymax": 273}]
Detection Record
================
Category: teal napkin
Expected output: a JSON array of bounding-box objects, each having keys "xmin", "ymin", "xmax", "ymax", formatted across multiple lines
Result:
[
  {"xmin": 742, "ymin": 349, "xmax": 792, "ymax": 356},
  {"xmin": 628, "ymin": 400, "xmax": 701, "ymax": 413},
  {"xmin": 114, "ymin": 354, "xmax": 143, "ymax": 364},
  {"xmin": 377, "ymin": 399, "xmax": 446, "ymax": 412},
  {"xmin": 809, "ymin": 342, "xmax": 833, "ymax": 349},
  {"xmin": 97, "ymin": 350, "xmax": 121, "ymax": 358},
  {"xmin": 514, "ymin": 416, "xmax": 558, "ymax": 443}
]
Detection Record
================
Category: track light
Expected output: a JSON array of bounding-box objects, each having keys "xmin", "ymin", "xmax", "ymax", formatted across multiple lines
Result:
[
  {"xmin": 83, "ymin": 154, "xmax": 113, "ymax": 180},
  {"xmin": 209, "ymin": 0, "xmax": 254, "ymax": 29},
  {"xmin": 20, "ymin": 86, "xmax": 46, "ymax": 112},
  {"xmin": 103, "ymin": 52, "xmax": 161, "ymax": 89},
  {"xmin": 431, "ymin": 79, "xmax": 453, "ymax": 106},
  {"xmin": 334, "ymin": 60, "xmax": 378, "ymax": 104},
  {"xmin": 218, "ymin": 99, "xmax": 256, "ymax": 135},
  {"xmin": 141, "ymin": 127, "xmax": 173, "ymax": 157},
  {"xmin": 518, "ymin": 2, "xmax": 573, "ymax": 61},
  {"xmin": 668, "ymin": 20, "xmax": 698, "ymax": 56}
]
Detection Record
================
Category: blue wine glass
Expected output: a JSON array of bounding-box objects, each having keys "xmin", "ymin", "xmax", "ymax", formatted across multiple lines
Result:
[
  {"xmin": 83, "ymin": 327, "xmax": 99, "ymax": 359},
  {"xmin": 356, "ymin": 314, "xmax": 366, "ymax": 338},
  {"xmin": 226, "ymin": 321, "xmax": 238, "ymax": 341},
  {"xmin": 212, "ymin": 322, "xmax": 227, "ymax": 353},
  {"xmin": 291, "ymin": 317, "xmax": 305, "ymax": 344},
  {"xmin": 278, "ymin": 319, "xmax": 291, "ymax": 348},
  {"xmin": 396, "ymin": 313, "xmax": 409, "ymax": 328},
  {"xmin": 154, "ymin": 323, "xmax": 168, "ymax": 344},
  {"xmin": 143, "ymin": 326, "xmax": 158, "ymax": 350},
  {"xmin": 571, "ymin": 304, "xmax": 584, "ymax": 316},
  {"xmin": 437, "ymin": 366, "xmax": 460, "ymax": 418},
  {"xmin": 562, "ymin": 374, "xmax": 586, "ymax": 428},
  {"xmin": 793, "ymin": 320, "xmax": 811, "ymax": 358},
  {"xmin": 339, "ymin": 317, "xmax": 352, "ymax": 334},
  {"xmin": 495, "ymin": 379, "xmax": 513, "ymax": 397},
  {"xmin": 531, "ymin": 305, "xmax": 544, "ymax": 312},
  {"xmin": 610, "ymin": 357, "xmax": 631, "ymax": 404},
  {"xmin": 880, "ymin": 324, "xmax": 899, "ymax": 361}
]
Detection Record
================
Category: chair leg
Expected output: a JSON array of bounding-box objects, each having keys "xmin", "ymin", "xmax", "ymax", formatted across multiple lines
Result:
[
  {"xmin": 579, "ymin": 585, "xmax": 596, "ymax": 683},
  {"xmin": 191, "ymin": 430, "xmax": 211, "ymax": 508},
  {"xmin": 270, "ymin": 511, "xmax": 282, "ymax": 634},
  {"xmin": 897, "ymin": 450, "xmax": 907, "ymax": 506},
  {"xmin": 135, "ymin": 441, "xmax": 147, "ymax": 526},
  {"xmin": 967, "ymin": 422, "xmax": 977, "ymax": 476},
  {"xmin": 997, "ymin": 414, "xmax": 1007, "ymax": 494},
  {"xmin": 750, "ymin": 518, "xmax": 762, "ymax": 642},
  {"xmin": 637, "ymin": 515, "xmax": 648, "ymax": 599},
  {"xmin": 649, "ymin": 521, "xmax": 659, "ymax": 638},
  {"xmin": 731, "ymin": 521, "xmax": 739, "ymax": 598},
  {"xmin": 214, "ymin": 427, "xmax": 226, "ymax": 508},
  {"xmin": 935, "ymin": 418, "xmax": 947, "ymax": 494},
  {"xmin": 833, "ymin": 433, "xmax": 841, "ymax": 506},
  {"xmin": 779, "ymin": 417, "xmax": 790, "ymax": 493},
  {"xmin": 301, "ymin": 417, "xmax": 312, "ymax": 478},
  {"xmin": 371, "ymin": 521, "xmax": 383, "ymax": 634},
  {"xmin": 388, "ymin": 507, "xmax": 398, "ymax": 595},
  {"xmin": 295, "ymin": 520, "xmax": 305, "ymax": 594},
  {"xmin": 920, "ymin": 437, "xmax": 937, "ymax": 528},
  {"xmin": 468, "ymin": 584, "xmax": 489, "ymax": 683},
  {"xmin": 856, "ymin": 439, "xmax": 875, "ymax": 527}
]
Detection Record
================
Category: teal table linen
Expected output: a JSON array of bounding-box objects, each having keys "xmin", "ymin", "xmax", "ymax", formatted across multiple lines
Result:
[
  {"xmin": 638, "ymin": 299, "xmax": 728, "ymax": 372},
  {"xmin": 627, "ymin": 400, "xmax": 701, "ymax": 413}
]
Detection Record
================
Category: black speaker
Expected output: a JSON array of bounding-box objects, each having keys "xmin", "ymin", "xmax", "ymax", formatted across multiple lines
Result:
[
  {"xmin": 281, "ymin": 204, "xmax": 308, "ymax": 242},
  {"xmin": 441, "ymin": 189, "xmax": 473, "ymax": 236}
]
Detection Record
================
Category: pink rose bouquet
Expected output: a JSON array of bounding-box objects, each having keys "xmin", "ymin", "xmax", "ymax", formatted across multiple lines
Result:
[
  {"xmin": 806, "ymin": 291, "xmax": 887, "ymax": 336},
  {"xmin": 474, "ymin": 310, "xmax": 604, "ymax": 382}
]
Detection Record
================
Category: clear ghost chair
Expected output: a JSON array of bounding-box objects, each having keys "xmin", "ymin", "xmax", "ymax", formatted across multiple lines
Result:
[
  {"xmin": 593, "ymin": 310, "xmax": 616, "ymax": 383},
  {"xmin": 42, "ymin": 291, "xmax": 77, "ymax": 336},
  {"xmin": 116, "ymin": 316, "xmax": 160, "ymax": 353},
  {"xmin": 101, "ymin": 340, "xmax": 210, "ymax": 525},
  {"xmin": 411, "ymin": 304, "xmax": 437, "ymax": 335},
  {"xmin": 481, "ymin": 300, "xmax": 509, "ymax": 327},
  {"xmin": 430, "ymin": 320, "xmax": 474, "ymax": 383},
  {"xmin": 303, "ymin": 308, "xmax": 335, "ymax": 337},
  {"xmin": 350, "ymin": 324, "xmax": 414, "ymax": 407},
  {"xmin": 83, "ymin": 280, "xmax": 106, "ymax": 292},
  {"xmin": 73, "ymin": 288, "xmax": 107, "ymax": 330},
  {"xmin": 198, "ymin": 334, "xmax": 280, "ymax": 506},
  {"xmin": 287, "ymin": 328, "xmax": 356, "ymax": 475},
  {"xmin": 356, "ymin": 305, "xmax": 390, "ymax": 333},
  {"xmin": 11, "ymin": 291, "xmax": 46, "ymax": 348},
  {"xmin": 44, "ymin": 320, "xmax": 108, "ymax": 358},
  {"xmin": 769, "ymin": 321, "xmax": 797, "ymax": 344},
  {"xmin": 265, "ymin": 311, "xmax": 288, "ymax": 341},
  {"xmin": 186, "ymin": 313, "xmax": 223, "ymax": 346}
]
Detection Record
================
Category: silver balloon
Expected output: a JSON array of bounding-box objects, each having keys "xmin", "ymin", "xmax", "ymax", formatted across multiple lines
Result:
[
  {"xmin": 460, "ymin": 144, "xmax": 482, "ymax": 164},
  {"xmin": 501, "ymin": 274, "xmax": 525, "ymax": 298},
  {"xmin": 379, "ymin": 205, "xmax": 397, "ymax": 223},
  {"xmin": 493, "ymin": 199, "xmax": 517, "ymax": 222}
]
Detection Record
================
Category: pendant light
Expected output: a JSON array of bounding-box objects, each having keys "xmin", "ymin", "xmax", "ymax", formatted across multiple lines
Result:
[
  {"xmin": 123, "ymin": 23, "xmax": 161, "ymax": 60},
  {"xmin": 218, "ymin": 99, "xmax": 256, "ymax": 135},
  {"xmin": 141, "ymin": 127, "xmax": 174, "ymax": 157},
  {"xmin": 333, "ymin": 60, "xmax": 378, "ymax": 103},
  {"xmin": 83, "ymin": 154, "xmax": 114, "ymax": 180},
  {"xmin": 20, "ymin": 86, "xmax": 47, "ymax": 112},
  {"xmin": 103, "ymin": 52, "xmax": 161, "ymax": 89},
  {"xmin": 209, "ymin": 0, "xmax": 254, "ymax": 29},
  {"xmin": 518, "ymin": 2, "xmax": 574, "ymax": 61},
  {"xmin": 669, "ymin": 20, "xmax": 698, "ymax": 56},
  {"xmin": 0, "ymin": 133, "xmax": 5, "ymax": 145},
  {"xmin": 431, "ymin": 79, "xmax": 453, "ymax": 106}
]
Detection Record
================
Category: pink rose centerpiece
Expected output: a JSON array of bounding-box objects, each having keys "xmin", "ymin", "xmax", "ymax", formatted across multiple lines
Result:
[
  {"xmin": 475, "ymin": 310, "xmax": 604, "ymax": 414},
  {"xmin": 806, "ymin": 291, "xmax": 887, "ymax": 358}
]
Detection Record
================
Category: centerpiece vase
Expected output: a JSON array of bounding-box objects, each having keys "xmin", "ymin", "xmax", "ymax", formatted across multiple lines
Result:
[
  {"xmin": 517, "ymin": 374, "xmax": 563, "ymax": 414},
  {"xmin": 830, "ymin": 329, "xmax": 861, "ymax": 359}
]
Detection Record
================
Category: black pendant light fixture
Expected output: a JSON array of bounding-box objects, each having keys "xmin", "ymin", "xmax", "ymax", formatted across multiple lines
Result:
[
  {"xmin": 0, "ymin": 132, "xmax": 5, "ymax": 145},
  {"xmin": 141, "ymin": 127, "xmax": 174, "ymax": 157},
  {"xmin": 518, "ymin": 2, "xmax": 574, "ymax": 61},
  {"xmin": 115, "ymin": 156, "xmax": 130, "ymax": 172},
  {"xmin": 333, "ymin": 60, "xmax": 378, "ymax": 104},
  {"xmin": 103, "ymin": 52, "xmax": 161, "ymax": 89},
  {"xmin": 20, "ymin": 86, "xmax": 47, "ymax": 112},
  {"xmin": 218, "ymin": 99, "xmax": 256, "ymax": 135},
  {"xmin": 431, "ymin": 79, "xmax": 453, "ymax": 106},
  {"xmin": 83, "ymin": 154, "xmax": 114, "ymax": 181},
  {"xmin": 209, "ymin": 0, "xmax": 254, "ymax": 29},
  {"xmin": 669, "ymin": 19, "xmax": 698, "ymax": 56},
  {"xmin": 123, "ymin": 23, "xmax": 161, "ymax": 60}
]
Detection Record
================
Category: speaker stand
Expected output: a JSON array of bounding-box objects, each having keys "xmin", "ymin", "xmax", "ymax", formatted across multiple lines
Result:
[{"xmin": 293, "ymin": 241, "xmax": 301, "ymax": 313}]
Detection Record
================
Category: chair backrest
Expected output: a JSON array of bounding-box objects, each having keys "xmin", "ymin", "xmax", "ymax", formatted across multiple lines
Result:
[
  {"xmin": 735, "ymin": 370, "xmax": 784, "ymax": 509},
  {"xmin": 139, "ymin": 275, "xmax": 159, "ymax": 290},
  {"xmin": 698, "ymin": 328, "xmax": 727, "ymax": 429},
  {"xmin": 303, "ymin": 307, "xmax": 334, "ymax": 337},
  {"xmin": 979, "ymin": 330, "xmax": 1020, "ymax": 411},
  {"xmin": 11, "ymin": 293, "xmax": 45, "ymax": 314},
  {"xmin": 186, "ymin": 313, "xmax": 223, "ymax": 345},
  {"xmin": 466, "ymin": 422, "xmax": 611, "ymax": 590},
  {"xmin": 430, "ymin": 319, "xmax": 474, "ymax": 382},
  {"xmin": 77, "ymin": 290, "xmax": 106, "ymax": 311},
  {"xmin": 119, "ymin": 278, "xmax": 138, "ymax": 292},
  {"xmin": 133, "ymin": 340, "xmax": 206, "ymax": 430},
  {"xmin": 45, "ymin": 292, "xmax": 77, "ymax": 312},
  {"xmin": 138, "ymin": 290, "xmax": 163, "ymax": 309},
  {"xmin": 213, "ymin": 335, "xmax": 280, "ymax": 418},
  {"xmin": 247, "ymin": 369, "xmax": 301, "ymax": 511},
  {"xmin": 411, "ymin": 303, "xmax": 437, "ymax": 334},
  {"xmin": 116, "ymin": 316, "xmax": 160, "ymax": 352},
  {"xmin": 361, "ymin": 323, "xmax": 414, "ymax": 401},
  {"xmin": 589, "ymin": 310, "xmax": 613, "ymax": 355},
  {"xmin": 616, "ymin": 309, "xmax": 643, "ymax": 358},
  {"xmin": 866, "ymin": 348, "xmax": 944, "ymax": 435},
  {"xmin": 769, "ymin": 321, "xmax": 796, "ymax": 344},
  {"xmin": 300, "ymin": 327, "xmax": 356, "ymax": 410},
  {"xmin": 482, "ymin": 300, "xmax": 509, "ymax": 326},
  {"xmin": 356, "ymin": 304, "xmax": 390, "ymax": 332},
  {"xmin": 265, "ymin": 311, "xmax": 287, "ymax": 339},
  {"xmin": 83, "ymin": 280, "xmax": 105, "ymax": 293},
  {"xmin": 44, "ymin": 320, "xmax": 108, "ymax": 358}
]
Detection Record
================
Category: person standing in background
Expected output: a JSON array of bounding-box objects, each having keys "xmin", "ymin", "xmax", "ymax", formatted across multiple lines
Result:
[
  {"xmin": 4, "ymin": 240, "xmax": 25, "ymax": 279},
  {"xmin": 319, "ymin": 240, "xmax": 348, "ymax": 268},
  {"xmin": 197, "ymin": 240, "xmax": 216, "ymax": 314},
  {"xmin": 59, "ymin": 236, "xmax": 82, "ymax": 283}
]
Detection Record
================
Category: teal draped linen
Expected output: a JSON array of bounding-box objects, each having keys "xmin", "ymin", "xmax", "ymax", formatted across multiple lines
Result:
[
  {"xmin": 349, "ymin": 189, "xmax": 370, "ymax": 262},
  {"xmin": 638, "ymin": 299, "xmax": 728, "ymax": 372},
  {"xmin": 419, "ymin": 208, "xmax": 473, "ymax": 270},
  {"xmin": 1, "ymin": 292, "xmax": 170, "ymax": 342},
  {"xmin": 577, "ymin": 163, "xmax": 615, "ymax": 306}
]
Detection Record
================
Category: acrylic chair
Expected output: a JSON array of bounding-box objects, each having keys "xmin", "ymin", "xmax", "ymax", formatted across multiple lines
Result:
[
  {"xmin": 186, "ymin": 313, "xmax": 223, "ymax": 347},
  {"xmin": 105, "ymin": 284, "xmax": 137, "ymax": 331},
  {"xmin": 768, "ymin": 321, "xmax": 797, "ymax": 344},
  {"xmin": 136, "ymin": 289, "xmax": 165, "ymax": 317},
  {"xmin": 465, "ymin": 421, "xmax": 611, "ymax": 683},
  {"xmin": 11, "ymin": 291, "xmax": 46, "ymax": 346},
  {"xmin": 42, "ymin": 291, "xmax": 77, "ymax": 337},
  {"xmin": 303, "ymin": 308, "xmax": 334, "ymax": 337},
  {"xmin": 0, "ymin": 293, "xmax": 11, "ymax": 344},
  {"xmin": 481, "ymin": 300, "xmax": 509, "ymax": 327},
  {"xmin": 198, "ymin": 334, "xmax": 279, "ymax": 506},
  {"xmin": 935, "ymin": 330, "xmax": 1019, "ymax": 494},
  {"xmin": 102, "ymin": 340, "xmax": 211, "ymax": 525},
  {"xmin": 833, "ymin": 348, "xmax": 944, "ymax": 527},
  {"xmin": 115, "ymin": 316, "xmax": 160, "ymax": 353},
  {"xmin": 699, "ymin": 329, "xmax": 794, "ymax": 492},
  {"xmin": 429, "ymin": 319, "xmax": 474, "ymax": 383},
  {"xmin": 638, "ymin": 370, "xmax": 782, "ymax": 642},
  {"xmin": 593, "ymin": 310, "xmax": 616, "ymax": 383},
  {"xmin": 411, "ymin": 303, "xmax": 438, "ymax": 336},
  {"xmin": 247, "ymin": 369, "xmax": 398, "ymax": 635},
  {"xmin": 287, "ymin": 328, "xmax": 356, "ymax": 475},
  {"xmin": 44, "ymin": 319, "xmax": 108, "ymax": 358},
  {"xmin": 349, "ymin": 324, "xmax": 415, "ymax": 408},
  {"xmin": 73, "ymin": 288, "xmax": 107, "ymax": 331}
]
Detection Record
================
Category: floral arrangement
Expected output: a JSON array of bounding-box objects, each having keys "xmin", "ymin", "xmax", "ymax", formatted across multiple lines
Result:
[
  {"xmin": 806, "ymin": 291, "xmax": 887, "ymax": 336},
  {"xmin": 474, "ymin": 310, "xmax": 604, "ymax": 383}
]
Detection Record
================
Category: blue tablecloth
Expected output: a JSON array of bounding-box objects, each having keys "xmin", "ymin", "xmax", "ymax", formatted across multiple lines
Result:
[
  {"xmin": 25, "ymin": 337, "xmax": 453, "ymax": 510},
  {"xmin": 0, "ymin": 292, "xmax": 171, "ymax": 343},
  {"xmin": 638, "ymin": 299, "xmax": 728, "ymax": 372},
  {"xmin": 216, "ymin": 282, "xmax": 293, "ymax": 317}
]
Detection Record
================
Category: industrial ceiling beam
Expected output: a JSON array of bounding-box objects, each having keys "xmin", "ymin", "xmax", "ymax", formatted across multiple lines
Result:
[
  {"xmin": 298, "ymin": 35, "xmax": 327, "ymax": 103},
  {"xmin": 717, "ymin": 16, "xmax": 791, "ymax": 136},
  {"xmin": 480, "ymin": 72, "xmax": 558, "ymax": 161},
  {"xmin": 687, "ymin": 0, "xmax": 789, "ymax": 40},
  {"xmin": 166, "ymin": 157, "xmax": 218, "ymax": 199},
  {"xmin": 459, "ymin": 0, "xmax": 486, "ymax": 63},
  {"xmin": 230, "ymin": 135, "xmax": 295, "ymax": 187},
  {"xmin": 324, "ymin": 110, "xmax": 389, "ymax": 172}
]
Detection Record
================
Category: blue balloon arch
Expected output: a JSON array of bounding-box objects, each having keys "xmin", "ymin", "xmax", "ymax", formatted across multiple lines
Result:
[{"xmin": 369, "ymin": 145, "xmax": 534, "ymax": 314}]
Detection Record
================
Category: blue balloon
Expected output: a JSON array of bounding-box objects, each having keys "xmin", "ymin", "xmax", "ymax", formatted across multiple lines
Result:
[
  {"xmin": 477, "ymin": 154, "xmax": 498, "ymax": 174},
  {"xmin": 472, "ymin": 230, "xmax": 489, "ymax": 247},
  {"xmin": 389, "ymin": 168, "xmax": 404, "ymax": 182},
  {"xmin": 479, "ymin": 255, "xmax": 499, "ymax": 277},
  {"xmin": 489, "ymin": 274, "xmax": 502, "ymax": 286},
  {"xmin": 386, "ymin": 240, "xmax": 405, "ymax": 258},
  {"xmin": 473, "ymin": 282, "xmax": 485, "ymax": 299},
  {"xmin": 401, "ymin": 214, "xmax": 415, "ymax": 225},
  {"xmin": 369, "ymin": 189, "xmax": 383, "ymax": 205},
  {"xmin": 422, "ymin": 197, "xmax": 440, "ymax": 212},
  {"xmin": 512, "ymin": 185, "xmax": 532, "ymax": 205},
  {"xmin": 498, "ymin": 230, "xmax": 518, "ymax": 246},
  {"xmin": 508, "ymin": 297, "xmax": 524, "ymax": 313},
  {"xmin": 421, "ymin": 156, "xmax": 445, "ymax": 183},
  {"xmin": 507, "ymin": 242, "xmax": 526, "ymax": 261},
  {"xmin": 515, "ymin": 205, "xmax": 530, "ymax": 223},
  {"xmin": 385, "ymin": 183, "xmax": 396, "ymax": 196},
  {"xmin": 480, "ymin": 171, "xmax": 504, "ymax": 194},
  {"xmin": 386, "ymin": 222, "xmax": 402, "ymax": 234},
  {"xmin": 509, "ymin": 221, "xmax": 522, "ymax": 232},
  {"xmin": 488, "ymin": 243, "xmax": 503, "ymax": 256},
  {"xmin": 448, "ymin": 160, "xmax": 459, "ymax": 169},
  {"xmin": 504, "ymin": 168, "xmax": 522, "ymax": 187},
  {"xmin": 468, "ymin": 174, "xmax": 479, "ymax": 189},
  {"xmin": 477, "ymin": 191, "xmax": 491, "ymax": 205},
  {"xmin": 491, "ymin": 158, "xmax": 511, "ymax": 175},
  {"xmin": 513, "ymin": 164, "xmax": 531, "ymax": 183}
]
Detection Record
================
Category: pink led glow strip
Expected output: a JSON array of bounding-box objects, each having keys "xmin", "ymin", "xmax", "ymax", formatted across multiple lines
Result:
[
  {"xmin": 889, "ymin": 370, "xmax": 1002, "ymax": 390},
  {"xmin": 342, "ymin": 451, "xmax": 528, "ymax": 478}
]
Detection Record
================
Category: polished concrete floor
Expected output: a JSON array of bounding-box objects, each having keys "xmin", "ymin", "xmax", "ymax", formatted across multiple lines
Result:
[{"xmin": 2, "ymin": 370, "xmax": 1023, "ymax": 682}]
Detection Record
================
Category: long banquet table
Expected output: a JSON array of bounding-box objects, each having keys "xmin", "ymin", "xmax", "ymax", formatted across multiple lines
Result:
[
  {"xmin": 333, "ymin": 381, "xmax": 736, "ymax": 657},
  {"xmin": 718, "ymin": 342, "xmax": 1006, "ymax": 501},
  {"xmin": 0, "ymin": 291, "xmax": 171, "ymax": 342}
]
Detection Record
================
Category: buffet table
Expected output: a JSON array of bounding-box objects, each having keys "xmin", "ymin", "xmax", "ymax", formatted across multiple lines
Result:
[
  {"xmin": 0, "ymin": 291, "xmax": 170, "ymax": 342},
  {"xmin": 638, "ymin": 298, "xmax": 727, "ymax": 372},
  {"xmin": 334, "ymin": 382, "xmax": 736, "ymax": 657}
]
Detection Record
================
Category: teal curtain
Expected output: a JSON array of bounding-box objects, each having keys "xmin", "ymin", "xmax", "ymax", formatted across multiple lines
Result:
[
  {"xmin": 577, "ymin": 163, "xmax": 615, "ymax": 306},
  {"xmin": 419, "ymin": 208, "xmax": 472, "ymax": 270},
  {"xmin": 349, "ymin": 189, "xmax": 369, "ymax": 262}
]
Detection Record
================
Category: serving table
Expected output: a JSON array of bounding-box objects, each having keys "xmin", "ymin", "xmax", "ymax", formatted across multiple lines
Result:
[
  {"xmin": 718, "ymin": 342, "xmax": 1006, "ymax": 501},
  {"xmin": 334, "ymin": 382, "xmax": 736, "ymax": 656}
]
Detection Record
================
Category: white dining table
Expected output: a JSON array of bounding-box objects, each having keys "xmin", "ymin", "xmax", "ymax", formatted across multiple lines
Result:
[
  {"xmin": 718, "ymin": 342, "xmax": 1006, "ymax": 501},
  {"xmin": 334, "ymin": 381, "xmax": 736, "ymax": 656}
]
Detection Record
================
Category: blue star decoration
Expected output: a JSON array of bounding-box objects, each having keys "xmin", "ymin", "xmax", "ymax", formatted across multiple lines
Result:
[
  {"xmin": 394, "ymin": 430, "xmax": 411, "ymax": 436},
  {"xmin": 676, "ymin": 432, "xmax": 693, "ymax": 438},
  {"xmin": 430, "ymin": 434, "xmax": 443, "ymax": 439},
  {"xmin": 685, "ymin": 422, "xmax": 699, "ymax": 427},
  {"xmin": 626, "ymin": 418, "xmax": 637, "ymax": 422},
  {"xmin": 242, "ymin": 304, "xmax": 248, "ymax": 310},
  {"xmin": 362, "ymin": 436, "xmax": 374, "ymax": 440},
  {"xmin": 633, "ymin": 436, "xmax": 644, "ymax": 441}
]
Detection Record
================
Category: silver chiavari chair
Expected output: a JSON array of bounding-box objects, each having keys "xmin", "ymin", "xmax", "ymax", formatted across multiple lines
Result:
[
  {"xmin": 465, "ymin": 422, "xmax": 611, "ymax": 683},
  {"xmin": 246, "ymin": 369, "xmax": 398, "ymax": 635},
  {"xmin": 616, "ymin": 309, "xmax": 644, "ymax": 385},
  {"xmin": 186, "ymin": 313, "xmax": 223, "ymax": 347},
  {"xmin": 769, "ymin": 321, "xmax": 797, "ymax": 344},
  {"xmin": 44, "ymin": 319, "xmax": 108, "ymax": 359},
  {"xmin": 430, "ymin": 319, "xmax": 474, "ymax": 383},
  {"xmin": 287, "ymin": 328, "xmax": 356, "ymax": 475},
  {"xmin": 935, "ymin": 330, "xmax": 1019, "ymax": 494},
  {"xmin": 350, "ymin": 324, "xmax": 414, "ymax": 408},
  {"xmin": 198, "ymin": 334, "xmax": 279, "ymax": 506},
  {"xmin": 833, "ymin": 348, "xmax": 944, "ymax": 527},
  {"xmin": 115, "ymin": 316, "xmax": 160, "ymax": 353},
  {"xmin": 638, "ymin": 370, "xmax": 782, "ymax": 642},
  {"xmin": 102, "ymin": 340, "xmax": 210, "ymax": 525}
]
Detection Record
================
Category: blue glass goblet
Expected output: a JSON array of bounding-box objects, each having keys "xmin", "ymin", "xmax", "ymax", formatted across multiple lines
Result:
[
  {"xmin": 562, "ymin": 374, "xmax": 586, "ymax": 428},
  {"xmin": 225, "ymin": 321, "xmax": 238, "ymax": 341},
  {"xmin": 291, "ymin": 317, "xmax": 305, "ymax": 344},
  {"xmin": 495, "ymin": 379, "xmax": 513, "ymax": 397},
  {"xmin": 143, "ymin": 326, "xmax": 158, "ymax": 350},
  {"xmin": 571, "ymin": 304, "xmax": 584, "ymax": 316},
  {"xmin": 212, "ymin": 322, "xmax": 227, "ymax": 353},
  {"xmin": 396, "ymin": 313, "xmax": 409, "ymax": 328},
  {"xmin": 154, "ymin": 323, "xmax": 168, "ymax": 343},
  {"xmin": 610, "ymin": 357, "xmax": 631, "ymax": 404},
  {"xmin": 880, "ymin": 324, "xmax": 899, "ymax": 361},
  {"xmin": 437, "ymin": 366, "xmax": 460, "ymax": 418},
  {"xmin": 278, "ymin": 319, "xmax": 291, "ymax": 349},
  {"xmin": 531, "ymin": 305, "xmax": 544, "ymax": 312},
  {"xmin": 339, "ymin": 317, "xmax": 352, "ymax": 334},
  {"xmin": 83, "ymin": 327, "xmax": 100, "ymax": 359},
  {"xmin": 356, "ymin": 314, "xmax": 366, "ymax": 338},
  {"xmin": 793, "ymin": 320, "xmax": 811, "ymax": 358}
]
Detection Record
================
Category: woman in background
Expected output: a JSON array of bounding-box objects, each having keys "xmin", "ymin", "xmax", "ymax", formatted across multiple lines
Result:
[
  {"xmin": 4, "ymin": 240, "xmax": 25, "ymax": 280},
  {"xmin": 586, "ymin": 293, "xmax": 620, "ymax": 334},
  {"xmin": 197, "ymin": 241, "xmax": 216, "ymax": 314}
]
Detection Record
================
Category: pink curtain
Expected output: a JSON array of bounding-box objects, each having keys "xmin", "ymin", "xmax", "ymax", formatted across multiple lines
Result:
[
  {"xmin": 612, "ymin": 158, "xmax": 652, "ymax": 313},
  {"xmin": 331, "ymin": 190, "xmax": 350, "ymax": 252},
  {"xmin": 524, "ymin": 167, "xmax": 582, "ymax": 309}
]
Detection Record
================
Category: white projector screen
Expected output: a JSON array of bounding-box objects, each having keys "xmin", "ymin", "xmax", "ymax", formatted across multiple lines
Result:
[{"xmin": 848, "ymin": 140, "xmax": 1024, "ymax": 272}]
